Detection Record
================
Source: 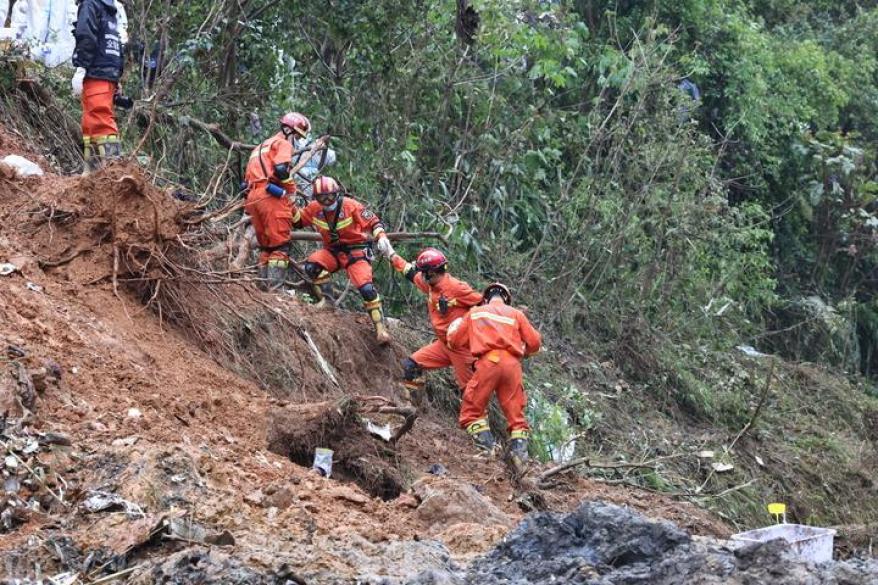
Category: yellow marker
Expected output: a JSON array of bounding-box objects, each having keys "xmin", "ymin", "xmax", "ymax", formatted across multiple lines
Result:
[{"xmin": 768, "ymin": 503, "xmax": 787, "ymax": 524}]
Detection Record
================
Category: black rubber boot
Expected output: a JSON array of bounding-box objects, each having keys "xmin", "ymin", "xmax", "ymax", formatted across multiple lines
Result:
[{"xmin": 472, "ymin": 429, "xmax": 497, "ymax": 452}]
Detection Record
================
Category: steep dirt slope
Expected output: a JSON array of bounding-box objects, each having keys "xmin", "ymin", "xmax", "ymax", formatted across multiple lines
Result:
[{"xmin": 0, "ymin": 136, "xmax": 727, "ymax": 583}]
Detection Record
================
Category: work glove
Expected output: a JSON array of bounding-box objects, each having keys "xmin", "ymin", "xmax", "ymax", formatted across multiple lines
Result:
[
  {"xmin": 375, "ymin": 236, "xmax": 395, "ymax": 258},
  {"xmin": 71, "ymin": 68, "xmax": 86, "ymax": 97}
]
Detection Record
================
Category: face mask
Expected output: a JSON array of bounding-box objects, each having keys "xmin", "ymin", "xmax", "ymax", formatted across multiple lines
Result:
[
  {"xmin": 294, "ymin": 136, "xmax": 310, "ymax": 150},
  {"xmin": 321, "ymin": 199, "xmax": 339, "ymax": 211}
]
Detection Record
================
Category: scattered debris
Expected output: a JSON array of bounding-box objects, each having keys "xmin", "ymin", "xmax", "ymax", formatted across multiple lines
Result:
[
  {"xmin": 82, "ymin": 490, "xmax": 145, "ymax": 517},
  {"xmin": 0, "ymin": 419, "xmax": 71, "ymax": 531},
  {"xmin": 428, "ymin": 463, "xmax": 448, "ymax": 476},
  {"xmin": 0, "ymin": 262, "xmax": 17, "ymax": 276},
  {"xmin": 365, "ymin": 419, "xmax": 393, "ymax": 442},
  {"xmin": 737, "ymin": 345, "xmax": 769, "ymax": 358},
  {"xmin": 711, "ymin": 462, "xmax": 735, "ymax": 473},
  {"xmin": 0, "ymin": 154, "xmax": 44, "ymax": 178},
  {"xmin": 25, "ymin": 282, "xmax": 43, "ymax": 292},
  {"xmin": 312, "ymin": 447, "xmax": 333, "ymax": 478}
]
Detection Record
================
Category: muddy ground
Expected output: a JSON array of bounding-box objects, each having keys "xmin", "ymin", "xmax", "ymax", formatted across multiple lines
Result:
[{"xmin": 0, "ymin": 133, "xmax": 872, "ymax": 583}]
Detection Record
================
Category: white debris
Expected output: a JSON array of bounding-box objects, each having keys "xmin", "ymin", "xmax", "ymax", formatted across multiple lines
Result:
[
  {"xmin": 736, "ymin": 345, "xmax": 768, "ymax": 358},
  {"xmin": 0, "ymin": 155, "xmax": 43, "ymax": 177},
  {"xmin": 0, "ymin": 263, "xmax": 17, "ymax": 276},
  {"xmin": 127, "ymin": 407, "xmax": 142, "ymax": 418},
  {"xmin": 365, "ymin": 419, "xmax": 392, "ymax": 442},
  {"xmin": 696, "ymin": 450, "xmax": 716, "ymax": 459},
  {"xmin": 711, "ymin": 462, "xmax": 735, "ymax": 473}
]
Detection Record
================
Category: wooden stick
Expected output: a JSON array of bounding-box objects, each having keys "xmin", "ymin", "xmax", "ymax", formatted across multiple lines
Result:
[
  {"xmin": 537, "ymin": 457, "xmax": 655, "ymax": 484},
  {"xmin": 288, "ymin": 231, "xmax": 446, "ymax": 242}
]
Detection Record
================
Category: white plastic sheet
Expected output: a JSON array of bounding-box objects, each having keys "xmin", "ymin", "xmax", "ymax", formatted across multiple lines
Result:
[{"xmin": 1, "ymin": 154, "xmax": 44, "ymax": 177}]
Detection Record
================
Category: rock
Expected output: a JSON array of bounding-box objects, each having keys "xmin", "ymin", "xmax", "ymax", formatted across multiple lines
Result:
[
  {"xmin": 263, "ymin": 487, "xmax": 295, "ymax": 510},
  {"xmin": 244, "ymin": 490, "xmax": 265, "ymax": 506},
  {"xmin": 412, "ymin": 477, "xmax": 512, "ymax": 535},
  {"xmin": 395, "ymin": 493, "xmax": 420, "ymax": 509},
  {"xmin": 329, "ymin": 485, "xmax": 370, "ymax": 505},
  {"xmin": 206, "ymin": 529, "xmax": 236, "ymax": 546},
  {"xmin": 435, "ymin": 522, "xmax": 508, "ymax": 557}
]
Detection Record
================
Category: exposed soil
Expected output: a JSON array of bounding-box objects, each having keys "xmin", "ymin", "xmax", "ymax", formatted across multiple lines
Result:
[{"xmin": 0, "ymin": 135, "xmax": 828, "ymax": 584}]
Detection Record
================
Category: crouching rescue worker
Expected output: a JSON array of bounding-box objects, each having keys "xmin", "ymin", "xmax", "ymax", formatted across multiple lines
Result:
[
  {"xmin": 72, "ymin": 0, "xmax": 124, "ymax": 171},
  {"xmin": 244, "ymin": 112, "xmax": 310, "ymax": 290},
  {"xmin": 447, "ymin": 283, "xmax": 541, "ymax": 471},
  {"xmin": 292, "ymin": 176, "xmax": 396, "ymax": 344},
  {"xmin": 389, "ymin": 248, "xmax": 482, "ymax": 404}
]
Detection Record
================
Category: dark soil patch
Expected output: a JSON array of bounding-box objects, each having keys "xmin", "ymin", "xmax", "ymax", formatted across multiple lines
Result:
[{"xmin": 267, "ymin": 398, "xmax": 405, "ymax": 500}]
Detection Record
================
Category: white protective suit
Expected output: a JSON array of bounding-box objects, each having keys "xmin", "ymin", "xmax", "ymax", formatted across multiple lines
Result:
[{"xmin": 9, "ymin": 0, "xmax": 126, "ymax": 67}]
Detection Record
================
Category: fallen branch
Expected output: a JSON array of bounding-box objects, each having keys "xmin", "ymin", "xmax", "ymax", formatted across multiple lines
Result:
[
  {"xmin": 39, "ymin": 245, "xmax": 91, "ymax": 268},
  {"xmin": 289, "ymin": 230, "xmax": 447, "ymax": 243},
  {"xmin": 537, "ymin": 457, "xmax": 655, "ymax": 485}
]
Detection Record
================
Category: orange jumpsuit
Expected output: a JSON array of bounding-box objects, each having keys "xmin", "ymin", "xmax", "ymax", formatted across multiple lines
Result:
[
  {"xmin": 244, "ymin": 132, "xmax": 297, "ymax": 265},
  {"xmin": 391, "ymin": 255, "xmax": 481, "ymax": 390},
  {"xmin": 293, "ymin": 196, "xmax": 386, "ymax": 288},
  {"xmin": 82, "ymin": 79, "xmax": 119, "ymax": 145},
  {"xmin": 447, "ymin": 298, "xmax": 542, "ymax": 437}
]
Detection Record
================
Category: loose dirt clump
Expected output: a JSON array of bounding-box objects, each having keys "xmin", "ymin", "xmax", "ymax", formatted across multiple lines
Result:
[{"xmin": 268, "ymin": 398, "xmax": 407, "ymax": 500}]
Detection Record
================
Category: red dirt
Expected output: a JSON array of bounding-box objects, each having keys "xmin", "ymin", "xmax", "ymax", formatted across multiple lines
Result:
[{"xmin": 0, "ymin": 133, "xmax": 728, "ymax": 581}]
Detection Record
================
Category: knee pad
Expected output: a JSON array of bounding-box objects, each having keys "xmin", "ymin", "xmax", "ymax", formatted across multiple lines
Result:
[
  {"xmin": 358, "ymin": 283, "xmax": 379, "ymax": 302},
  {"xmin": 402, "ymin": 357, "xmax": 423, "ymax": 382},
  {"xmin": 303, "ymin": 261, "xmax": 324, "ymax": 280}
]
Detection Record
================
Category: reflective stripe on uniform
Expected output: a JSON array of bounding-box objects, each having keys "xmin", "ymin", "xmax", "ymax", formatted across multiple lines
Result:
[
  {"xmin": 313, "ymin": 217, "xmax": 353, "ymax": 231},
  {"xmin": 471, "ymin": 312, "xmax": 516, "ymax": 326},
  {"xmin": 466, "ymin": 419, "xmax": 490, "ymax": 435}
]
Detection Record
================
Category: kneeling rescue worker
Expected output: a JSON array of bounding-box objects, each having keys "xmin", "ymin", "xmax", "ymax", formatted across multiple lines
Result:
[
  {"xmin": 447, "ymin": 283, "xmax": 541, "ymax": 470},
  {"xmin": 390, "ymin": 248, "xmax": 482, "ymax": 404},
  {"xmin": 292, "ymin": 176, "xmax": 396, "ymax": 344},
  {"xmin": 244, "ymin": 112, "xmax": 310, "ymax": 290}
]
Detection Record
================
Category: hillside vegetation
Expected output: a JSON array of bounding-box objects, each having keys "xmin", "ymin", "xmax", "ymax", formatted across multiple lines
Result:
[{"xmin": 1, "ymin": 0, "xmax": 876, "ymax": 533}]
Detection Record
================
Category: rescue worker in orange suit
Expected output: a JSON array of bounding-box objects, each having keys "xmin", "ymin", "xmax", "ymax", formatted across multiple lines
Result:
[
  {"xmin": 243, "ymin": 112, "xmax": 310, "ymax": 290},
  {"xmin": 447, "ymin": 283, "xmax": 541, "ymax": 469},
  {"xmin": 72, "ymin": 0, "xmax": 124, "ymax": 171},
  {"xmin": 388, "ymin": 248, "xmax": 482, "ymax": 404},
  {"xmin": 291, "ymin": 176, "xmax": 396, "ymax": 344}
]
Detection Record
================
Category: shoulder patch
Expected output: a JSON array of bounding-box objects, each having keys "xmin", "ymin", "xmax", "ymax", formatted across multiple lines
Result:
[{"xmin": 361, "ymin": 210, "xmax": 375, "ymax": 220}]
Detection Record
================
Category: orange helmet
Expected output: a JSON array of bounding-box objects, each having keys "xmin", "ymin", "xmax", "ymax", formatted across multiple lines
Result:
[
  {"xmin": 481, "ymin": 282, "xmax": 511, "ymax": 305},
  {"xmin": 312, "ymin": 176, "xmax": 341, "ymax": 201},
  {"xmin": 280, "ymin": 112, "xmax": 311, "ymax": 138},
  {"xmin": 415, "ymin": 248, "xmax": 448, "ymax": 273}
]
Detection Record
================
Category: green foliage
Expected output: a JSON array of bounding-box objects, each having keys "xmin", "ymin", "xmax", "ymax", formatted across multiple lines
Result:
[
  {"xmin": 112, "ymin": 0, "xmax": 875, "ymax": 384},
  {"xmin": 527, "ymin": 381, "xmax": 601, "ymax": 463}
]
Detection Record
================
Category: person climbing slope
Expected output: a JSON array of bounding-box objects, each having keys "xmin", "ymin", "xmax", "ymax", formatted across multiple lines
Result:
[
  {"xmin": 447, "ymin": 282, "xmax": 541, "ymax": 472},
  {"xmin": 389, "ymin": 248, "xmax": 482, "ymax": 404},
  {"xmin": 291, "ymin": 175, "xmax": 396, "ymax": 344}
]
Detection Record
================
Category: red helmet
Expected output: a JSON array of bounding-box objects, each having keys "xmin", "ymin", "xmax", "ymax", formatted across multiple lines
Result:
[
  {"xmin": 415, "ymin": 248, "xmax": 448, "ymax": 273},
  {"xmin": 280, "ymin": 112, "xmax": 311, "ymax": 138},
  {"xmin": 312, "ymin": 176, "xmax": 341, "ymax": 199},
  {"xmin": 482, "ymin": 282, "xmax": 511, "ymax": 305}
]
